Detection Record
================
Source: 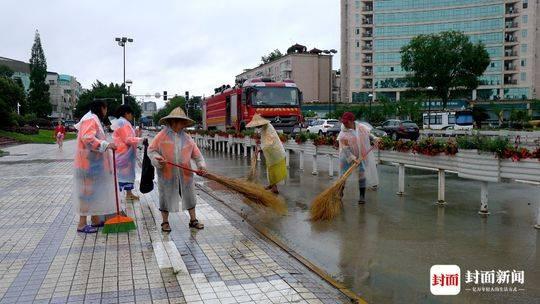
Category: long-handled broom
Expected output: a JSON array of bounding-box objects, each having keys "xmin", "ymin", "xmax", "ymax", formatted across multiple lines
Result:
[
  {"xmin": 166, "ymin": 161, "xmax": 287, "ymax": 215},
  {"xmin": 310, "ymin": 146, "xmax": 375, "ymax": 221},
  {"xmin": 103, "ymin": 150, "xmax": 137, "ymax": 233},
  {"xmin": 246, "ymin": 146, "xmax": 259, "ymax": 182}
]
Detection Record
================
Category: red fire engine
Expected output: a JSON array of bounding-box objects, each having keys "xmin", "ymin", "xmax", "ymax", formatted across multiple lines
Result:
[{"xmin": 203, "ymin": 78, "xmax": 303, "ymax": 133}]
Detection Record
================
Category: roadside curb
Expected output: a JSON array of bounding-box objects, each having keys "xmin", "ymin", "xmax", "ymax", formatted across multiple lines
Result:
[{"xmin": 196, "ymin": 182, "xmax": 368, "ymax": 304}]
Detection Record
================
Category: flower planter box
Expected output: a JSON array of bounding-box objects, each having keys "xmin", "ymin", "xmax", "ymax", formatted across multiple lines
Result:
[
  {"xmin": 316, "ymin": 145, "xmax": 338, "ymax": 156},
  {"xmin": 500, "ymin": 159, "xmax": 540, "ymax": 182},
  {"xmin": 457, "ymin": 150, "xmax": 500, "ymax": 182},
  {"xmin": 379, "ymin": 150, "xmax": 416, "ymax": 166},
  {"xmin": 414, "ymin": 154, "xmax": 456, "ymax": 171},
  {"xmin": 284, "ymin": 139, "xmax": 300, "ymax": 151},
  {"xmin": 303, "ymin": 141, "xmax": 317, "ymax": 155}
]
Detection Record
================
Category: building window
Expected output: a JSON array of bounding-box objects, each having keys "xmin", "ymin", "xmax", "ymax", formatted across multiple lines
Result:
[
  {"xmin": 355, "ymin": 14, "xmax": 360, "ymax": 24},
  {"xmin": 521, "ymin": 73, "xmax": 526, "ymax": 81},
  {"xmin": 356, "ymin": 40, "xmax": 360, "ymax": 48},
  {"xmin": 355, "ymin": 0, "xmax": 360, "ymax": 9},
  {"xmin": 390, "ymin": 67, "xmax": 394, "ymax": 72},
  {"xmin": 521, "ymin": 30, "xmax": 527, "ymax": 38},
  {"xmin": 49, "ymin": 80, "xmax": 55, "ymax": 85},
  {"xmin": 523, "ymin": 0, "xmax": 528, "ymax": 9},
  {"xmin": 521, "ymin": 44, "xmax": 528, "ymax": 53},
  {"xmin": 523, "ymin": 15, "xmax": 528, "ymax": 24},
  {"xmin": 355, "ymin": 28, "xmax": 360, "ymax": 35},
  {"xmin": 490, "ymin": 62, "xmax": 495, "ymax": 68},
  {"xmin": 521, "ymin": 59, "xmax": 526, "ymax": 67},
  {"xmin": 354, "ymin": 78, "xmax": 361, "ymax": 89},
  {"xmin": 354, "ymin": 66, "xmax": 361, "ymax": 75},
  {"xmin": 354, "ymin": 52, "xmax": 360, "ymax": 60}
]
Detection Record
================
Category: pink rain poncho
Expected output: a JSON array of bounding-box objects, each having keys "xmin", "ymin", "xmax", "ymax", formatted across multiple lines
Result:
[
  {"xmin": 72, "ymin": 111, "xmax": 118, "ymax": 216},
  {"xmin": 148, "ymin": 127, "xmax": 206, "ymax": 212},
  {"xmin": 337, "ymin": 122, "xmax": 378, "ymax": 188},
  {"xmin": 111, "ymin": 117, "xmax": 142, "ymax": 187}
]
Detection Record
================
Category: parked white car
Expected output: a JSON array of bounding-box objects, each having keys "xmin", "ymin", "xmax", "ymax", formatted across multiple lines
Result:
[{"xmin": 306, "ymin": 119, "xmax": 339, "ymax": 135}]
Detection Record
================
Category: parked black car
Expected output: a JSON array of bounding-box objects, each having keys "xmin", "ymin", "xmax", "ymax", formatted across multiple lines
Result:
[{"xmin": 379, "ymin": 119, "xmax": 419, "ymax": 140}]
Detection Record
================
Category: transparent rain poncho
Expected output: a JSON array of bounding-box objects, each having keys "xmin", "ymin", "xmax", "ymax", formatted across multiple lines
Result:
[
  {"xmin": 72, "ymin": 111, "xmax": 118, "ymax": 216},
  {"xmin": 148, "ymin": 127, "xmax": 206, "ymax": 212},
  {"xmin": 260, "ymin": 124, "xmax": 287, "ymax": 185},
  {"xmin": 111, "ymin": 117, "xmax": 142, "ymax": 184},
  {"xmin": 337, "ymin": 122, "xmax": 378, "ymax": 188}
]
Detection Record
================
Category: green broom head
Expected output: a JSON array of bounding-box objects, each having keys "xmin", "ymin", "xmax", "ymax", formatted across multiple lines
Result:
[{"xmin": 102, "ymin": 214, "xmax": 137, "ymax": 234}]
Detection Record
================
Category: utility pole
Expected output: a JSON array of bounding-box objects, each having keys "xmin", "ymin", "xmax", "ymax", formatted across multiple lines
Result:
[{"xmin": 115, "ymin": 36, "xmax": 133, "ymax": 104}]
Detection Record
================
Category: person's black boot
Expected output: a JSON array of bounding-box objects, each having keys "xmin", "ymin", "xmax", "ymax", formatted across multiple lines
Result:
[{"xmin": 359, "ymin": 187, "xmax": 366, "ymax": 204}]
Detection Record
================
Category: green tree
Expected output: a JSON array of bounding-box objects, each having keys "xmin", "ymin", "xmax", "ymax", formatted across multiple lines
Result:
[
  {"xmin": 28, "ymin": 30, "xmax": 51, "ymax": 118},
  {"xmin": 0, "ymin": 72, "xmax": 26, "ymax": 129},
  {"xmin": 472, "ymin": 106, "xmax": 489, "ymax": 128},
  {"xmin": 261, "ymin": 49, "xmax": 283, "ymax": 64},
  {"xmin": 0, "ymin": 65, "xmax": 14, "ymax": 78},
  {"xmin": 401, "ymin": 31, "xmax": 490, "ymax": 109},
  {"xmin": 75, "ymin": 81, "xmax": 141, "ymax": 120},
  {"xmin": 186, "ymin": 96, "xmax": 202, "ymax": 123}
]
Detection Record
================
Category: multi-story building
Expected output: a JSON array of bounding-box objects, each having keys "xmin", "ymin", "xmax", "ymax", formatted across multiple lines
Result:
[
  {"xmin": 236, "ymin": 46, "xmax": 333, "ymax": 103},
  {"xmin": 46, "ymin": 72, "xmax": 82, "ymax": 120},
  {"xmin": 1, "ymin": 56, "xmax": 81, "ymax": 119},
  {"xmin": 0, "ymin": 56, "xmax": 31, "ymax": 92},
  {"xmin": 341, "ymin": 0, "xmax": 538, "ymax": 103}
]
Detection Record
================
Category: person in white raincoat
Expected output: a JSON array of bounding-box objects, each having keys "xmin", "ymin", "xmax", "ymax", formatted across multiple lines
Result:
[
  {"xmin": 148, "ymin": 107, "xmax": 207, "ymax": 232},
  {"xmin": 337, "ymin": 112, "xmax": 378, "ymax": 203},
  {"xmin": 73, "ymin": 100, "xmax": 118, "ymax": 233}
]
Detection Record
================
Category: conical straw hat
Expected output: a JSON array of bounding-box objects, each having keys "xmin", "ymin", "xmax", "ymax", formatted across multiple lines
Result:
[
  {"xmin": 159, "ymin": 107, "xmax": 195, "ymax": 126},
  {"xmin": 246, "ymin": 114, "xmax": 270, "ymax": 128}
]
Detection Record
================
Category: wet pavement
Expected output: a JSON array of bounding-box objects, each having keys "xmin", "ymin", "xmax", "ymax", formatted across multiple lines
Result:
[
  {"xmin": 200, "ymin": 149, "xmax": 540, "ymax": 304},
  {"xmin": 0, "ymin": 141, "xmax": 350, "ymax": 304}
]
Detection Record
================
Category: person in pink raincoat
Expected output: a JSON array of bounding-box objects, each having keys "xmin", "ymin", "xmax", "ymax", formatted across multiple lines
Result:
[
  {"xmin": 148, "ymin": 107, "xmax": 207, "ymax": 232},
  {"xmin": 111, "ymin": 105, "xmax": 145, "ymax": 201},
  {"xmin": 73, "ymin": 100, "xmax": 118, "ymax": 233}
]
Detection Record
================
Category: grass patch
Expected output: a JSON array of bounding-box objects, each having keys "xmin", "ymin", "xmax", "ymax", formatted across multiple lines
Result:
[{"xmin": 0, "ymin": 129, "xmax": 76, "ymax": 144}]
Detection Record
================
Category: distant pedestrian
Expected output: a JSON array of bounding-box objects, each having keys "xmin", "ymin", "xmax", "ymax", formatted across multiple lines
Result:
[
  {"xmin": 112, "ymin": 105, "xmax": 145, "ymax": 201},
  {"xmin": 148, "ymin": 107, "xmax": 207, "ymax": 232},
  {"xmin": 337, "ymin": 112, "xmax": 377, "ymax": 203},
  {"xmin": 73, "ymin": 100, "xmax": 117, "ymax": 233},
  {"xmin": 246, "ymin": 114, "xmax": 287, "ymax": 194},
  {"xmin": 54, "ymin": 121, "xmax": 66, "ymax": 149}
]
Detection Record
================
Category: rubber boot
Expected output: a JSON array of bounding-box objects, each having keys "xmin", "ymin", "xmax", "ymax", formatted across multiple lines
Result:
[{"xmin": 359, "ymin": 187, "xmax": 366, "ymax": 204}]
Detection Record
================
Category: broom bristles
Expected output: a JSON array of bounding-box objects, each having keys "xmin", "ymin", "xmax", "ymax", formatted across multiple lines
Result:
[
  {"xmin": 206, "ymin": 172, "xmax": 287, "ymax": 215},
  {"xmin": 310, "ymin": 161, "xmax": 361, "ymax": 221},
  {"xmin": 103, "ymin": 215, "xmax": 137, "ymax": 234}
]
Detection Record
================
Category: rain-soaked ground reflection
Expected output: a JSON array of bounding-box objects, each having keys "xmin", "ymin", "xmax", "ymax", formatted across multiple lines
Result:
[{"xmin": 201, "ymin": 149, "xmax": 540, "ymax": 303}]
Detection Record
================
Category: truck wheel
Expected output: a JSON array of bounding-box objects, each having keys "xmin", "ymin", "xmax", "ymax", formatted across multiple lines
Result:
[{"xmin": 318, "ymin": 130, "xmax": 323, "ymax": 136}]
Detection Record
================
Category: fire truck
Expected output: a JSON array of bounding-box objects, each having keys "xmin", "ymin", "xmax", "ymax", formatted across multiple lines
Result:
[{"xmin": 203, "ymin": 78, "xmax": 303, "ymax": 133}]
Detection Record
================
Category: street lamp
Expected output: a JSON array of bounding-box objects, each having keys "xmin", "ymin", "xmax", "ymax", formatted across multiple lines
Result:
[
  {"xmin": 126, "ymin": 79, "xmax": 133, "ymax": 95},
  {"xmin": 322, "ymin": 49, "xmax": 338, "ymax": 117},
  {"xmin": 115, "ymin": 36, "xmax": 134, "ymax": 104},
  {"xmin": 368, "ymin": 93, "xmax": 373, "ymax": 122},
  {"xmin": 427, "ymin": 86, "xmax": 434, "ymax": 129}
]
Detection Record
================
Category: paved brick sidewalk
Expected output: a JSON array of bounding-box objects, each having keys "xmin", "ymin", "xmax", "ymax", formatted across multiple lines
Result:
[{"xmin": 0, "ymin": 142, "xmax": 351, "ymax": 304}]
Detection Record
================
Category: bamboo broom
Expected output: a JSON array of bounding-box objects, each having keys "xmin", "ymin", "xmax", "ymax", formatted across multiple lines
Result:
[
  {"xmin": 310, "ymin": 147, "xmax": 375, "ymax": 221},
  {"xmin": 166, "ymin": 161, "xmax": 287, "ymax": 215},
  {"xmin": 246, "ymin": 146, "xmax": 258, "ymax": 182}
]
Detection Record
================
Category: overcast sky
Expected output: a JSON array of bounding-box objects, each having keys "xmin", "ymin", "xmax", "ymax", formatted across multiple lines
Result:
[{"xmin": 1, "ymin": 0, "xmax": 339, "ymax": 107}]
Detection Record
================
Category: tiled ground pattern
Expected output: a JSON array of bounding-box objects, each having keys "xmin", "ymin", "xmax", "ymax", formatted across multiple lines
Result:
[{"xmin": 0, "ymin": 142, "xmax": 350, "ymax": 304}]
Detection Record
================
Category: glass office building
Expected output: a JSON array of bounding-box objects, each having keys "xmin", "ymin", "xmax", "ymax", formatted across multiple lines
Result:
[{"xmin": 340, "ymin": 0, "xmax": 538, "ymax": 103}]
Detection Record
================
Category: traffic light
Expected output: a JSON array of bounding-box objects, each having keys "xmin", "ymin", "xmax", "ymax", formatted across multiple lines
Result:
[
  {"xmin": 185, "ymin": 91, "xmax": 189, "ymax": 101},
  {"xmin": 163, "ymin": 91, "xmax": 167, "ymax": 101}
]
